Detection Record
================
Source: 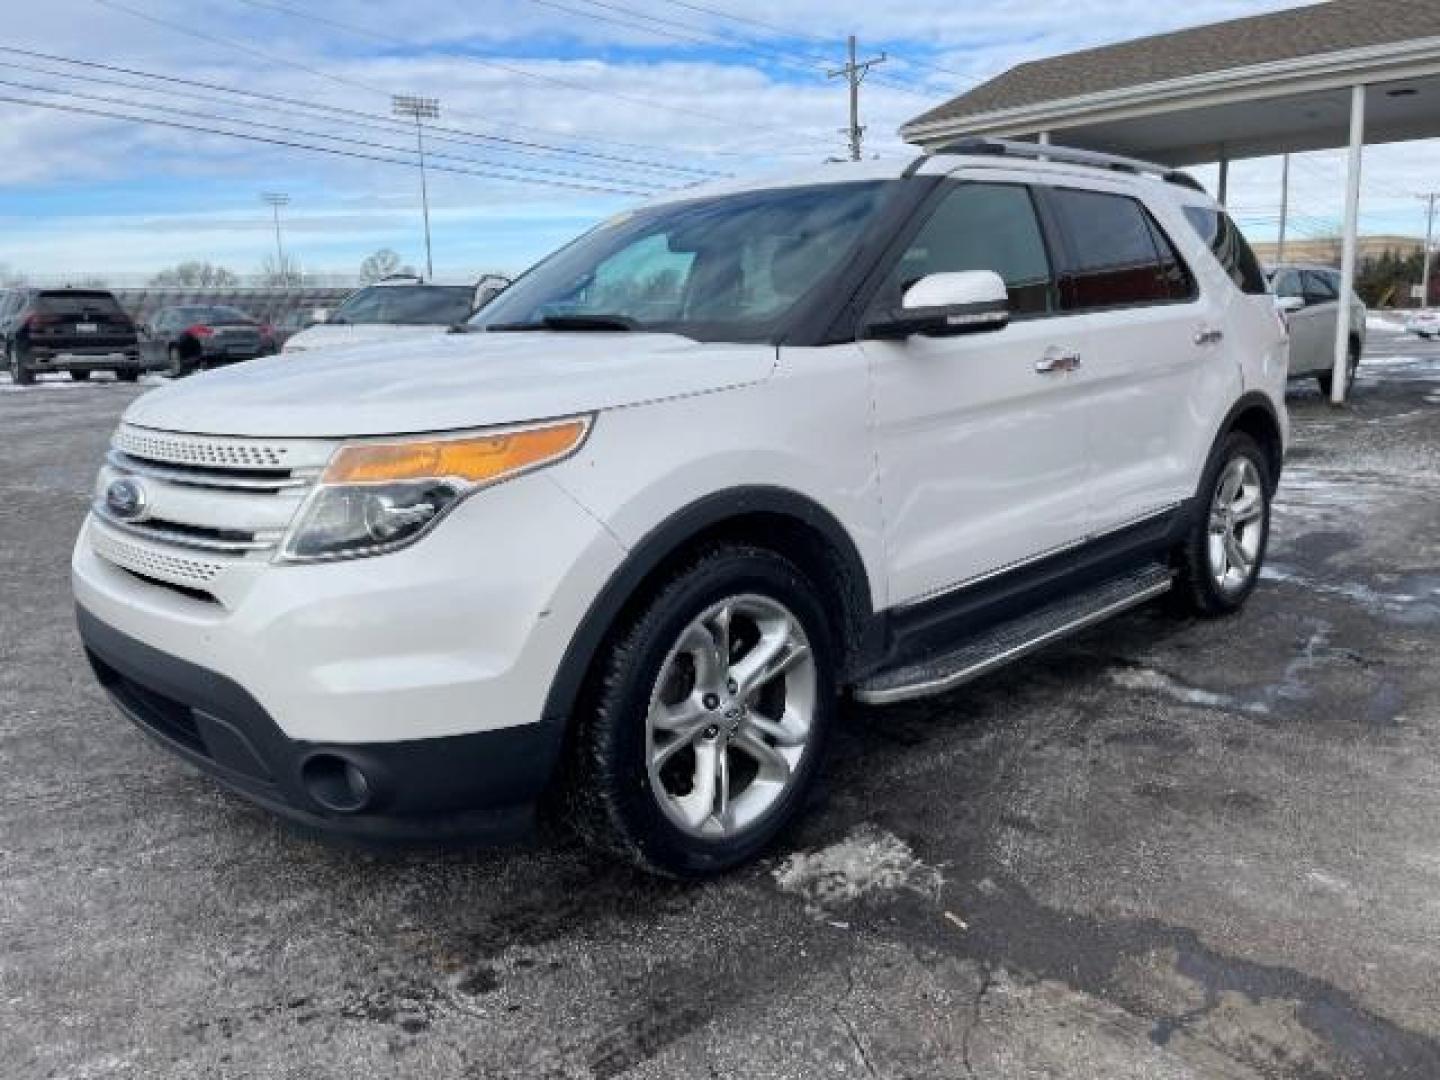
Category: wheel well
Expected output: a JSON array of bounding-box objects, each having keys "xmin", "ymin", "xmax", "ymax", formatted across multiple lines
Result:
[
  {"xmin": 643, "ymin": 511, "xmax": 871, "ymax": 664},
  {"xmin": 542, "ymin": 497, "xmax": 877, "ymax": 732},
  {"xmin": 1226, "ymin": 403, "xmax": 1284, "ymax": 491}
]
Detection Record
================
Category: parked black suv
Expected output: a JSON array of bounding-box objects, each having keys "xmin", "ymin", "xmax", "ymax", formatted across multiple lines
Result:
[
  {"xmin": 1, "ymin": 288, "xmax": 144, "ymax": 385},
  {"xmin": 145, "ymin": 304, "xmax": 266, "ymax": 375}
]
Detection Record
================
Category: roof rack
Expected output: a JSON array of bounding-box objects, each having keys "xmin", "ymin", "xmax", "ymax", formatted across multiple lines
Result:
[{"xmin": 930, "ymin": 136, "xmax": 1208, "ymax": 194}]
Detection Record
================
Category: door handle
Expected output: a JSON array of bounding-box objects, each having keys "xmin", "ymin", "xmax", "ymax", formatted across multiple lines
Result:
[
  {"xmin": 1035, "ymin": 349, "xmax": 1082, "ymax": 374},
  {"xmin": 1195, "ymin": 328, "xmax": 1225, "ymax": 346}
]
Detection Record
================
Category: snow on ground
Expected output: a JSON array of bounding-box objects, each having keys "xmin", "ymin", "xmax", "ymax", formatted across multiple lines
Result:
[{"xmin": 773, "ymin": 826, "xmax": 944, "ymax": 915}]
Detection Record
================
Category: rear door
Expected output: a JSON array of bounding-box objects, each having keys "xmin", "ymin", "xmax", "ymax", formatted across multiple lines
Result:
[
  {"xmin": 861, "ymin": 177, "xmax": 1093, "ymax": 604},
  {"xmin": 1300, "ymin": 269, "xmax": 1342, "ymax": 375},
  {"xmin": 1041, "ymin": 184, "xmax": 1233, "ymax": 534}
]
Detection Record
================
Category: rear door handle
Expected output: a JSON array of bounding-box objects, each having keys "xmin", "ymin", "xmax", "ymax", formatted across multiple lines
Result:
[
  {"xmin": 1035, "ymin": 348, "xmax": 1082, "ymax": 374},
  {"xmin": 1195, "ymin": 328, "xmax": 1225, "ymax": 346}
]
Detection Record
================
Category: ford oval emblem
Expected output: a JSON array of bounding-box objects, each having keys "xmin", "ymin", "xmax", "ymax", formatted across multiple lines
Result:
[{"xmin": 105, "ymin": 477, "xmax": 149, "ymax": 522}]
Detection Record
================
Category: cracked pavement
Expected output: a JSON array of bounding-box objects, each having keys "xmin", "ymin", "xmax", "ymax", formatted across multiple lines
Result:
[{"xmin": 3, "ymin": 329, "xmax": 1439, "ymax": 1078}]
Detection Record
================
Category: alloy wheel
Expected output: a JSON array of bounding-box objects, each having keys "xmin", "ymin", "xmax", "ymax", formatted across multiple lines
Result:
[
  {"xmin": 645, "ymin": 594, "xmax": 816, "ymax": 839},
  {"xmin": 1207, "ymin": 456, "xmax": 1265, "ymax": 595}
]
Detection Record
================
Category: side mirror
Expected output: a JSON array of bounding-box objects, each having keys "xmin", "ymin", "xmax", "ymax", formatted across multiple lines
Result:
[
  {"xmin": 1275, "ymin": 295, "xmax": 1305, "ymax": 314},
  {"xmin": 866, "ymin": 271, "xmax": 1011, "ymax": 340},
  {"xmin": 311, "ymin": 307, "xmax": 330, "ymax": 324}
]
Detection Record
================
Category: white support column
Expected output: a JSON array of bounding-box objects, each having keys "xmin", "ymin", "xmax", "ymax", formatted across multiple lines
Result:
[
  {"xmin": 1037, "ymin": 131, "xmax": 1051, "ymax": 145},
  {"xmin": 1217, "ymin": 146, "xmax": 1230, "ymax": 206},
  {"xmin": 1332, "ymin": 84, "xmax": 1367, "ymax": 406}
]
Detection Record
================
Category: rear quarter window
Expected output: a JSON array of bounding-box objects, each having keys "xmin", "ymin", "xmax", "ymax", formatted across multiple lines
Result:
[
  {"xmin": 1182, "ymin": 207, "xmax": 1269, "ymax": 295},
  {"xmin": 36, "ymin": 293, "xmax": 127, "ymax": 318}
]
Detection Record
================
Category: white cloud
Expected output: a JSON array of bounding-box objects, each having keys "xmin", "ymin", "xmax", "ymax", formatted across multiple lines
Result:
[{"xmin": 1, "ymin": 0, "xmax": 1432, "ymax": 277}]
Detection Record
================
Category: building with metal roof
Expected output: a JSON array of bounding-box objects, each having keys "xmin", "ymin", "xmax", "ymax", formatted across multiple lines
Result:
[{"xmin": 899, "ymin": 0, "xmax": 1440, "ymax": 403}]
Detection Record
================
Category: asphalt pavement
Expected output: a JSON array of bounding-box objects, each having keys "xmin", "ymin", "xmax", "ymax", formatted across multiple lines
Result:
[{"xmin": 2, "ymin": 330, "xmax": 1439, "ymax": 1079}]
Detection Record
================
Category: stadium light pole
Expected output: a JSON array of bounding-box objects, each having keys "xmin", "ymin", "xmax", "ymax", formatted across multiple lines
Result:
[
  {"xmin": 392, "ymin": 94, "xmax": 439, "ymax": 280},
  {"xmin": 261, "ymin": 192, "xmax": 290, "ymax": 278}
]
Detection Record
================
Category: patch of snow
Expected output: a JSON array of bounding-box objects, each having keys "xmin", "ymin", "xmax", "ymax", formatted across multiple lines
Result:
[
  {"xmin": 773, "ymin": 826, "xmax": 943, "ymax": 914},
  {"xmin": 1105, "ymin": 666, "xmax": 1265, "ymax": 714}
]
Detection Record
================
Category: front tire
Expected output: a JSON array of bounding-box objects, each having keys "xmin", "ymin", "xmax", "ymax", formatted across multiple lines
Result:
[
  {"xmin": 8, "ymin": 342, "xmax": 34, "ymax": 386},
  {"xmin": 68, "ymin": 369, "xmax": 92, "ymax": 382},
  {"xmin": 1173, "ymin": 432, "xmax": 1272, "ymax": 617},
  {"xmin": 115, "ymin": 369, "xmax": 140, "ymax": 383},
  {"xmin": 567, "ymin": 544, "xmax": 837, "ymax": 877}
]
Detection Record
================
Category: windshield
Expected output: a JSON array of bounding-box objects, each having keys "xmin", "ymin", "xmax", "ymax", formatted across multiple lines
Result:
[
  {"xmin": 472, "ymin": 181, "xmax": 894, "ymax": 342},
  {"xmin": 331, "ymin": 285, "xmax": 474, "ymax": 325}
]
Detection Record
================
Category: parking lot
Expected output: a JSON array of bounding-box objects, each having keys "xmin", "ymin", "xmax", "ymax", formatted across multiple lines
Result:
[{"xmin": 2, "ymin": 328, "xmax": 1438, "ymax": 1079}]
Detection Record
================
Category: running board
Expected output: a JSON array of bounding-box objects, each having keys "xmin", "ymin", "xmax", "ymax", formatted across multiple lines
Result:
[{"xmin": 854, "ymin": 565, "xmax": 1175, "ymax": 706}]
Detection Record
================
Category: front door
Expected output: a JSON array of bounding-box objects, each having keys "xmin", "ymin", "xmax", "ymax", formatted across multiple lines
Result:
[{"xmin": 861, "ymin": 180, "xmax": 1092, "ymax": 606}]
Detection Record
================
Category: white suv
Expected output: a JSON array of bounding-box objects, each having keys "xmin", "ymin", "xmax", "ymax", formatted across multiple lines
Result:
[{"xmin": 73, "ymin": 140, "xmax": 1289, "ymax": 876}]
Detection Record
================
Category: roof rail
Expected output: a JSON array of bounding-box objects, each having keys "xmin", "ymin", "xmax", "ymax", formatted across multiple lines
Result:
[{"xmin": 930, "ymin": 136, "xmax": 1207, "ymax": 194}]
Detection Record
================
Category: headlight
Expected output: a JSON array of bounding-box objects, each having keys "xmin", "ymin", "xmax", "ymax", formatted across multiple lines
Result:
[{"xmin": 280, "ymin": 417, "xmax": 590, "ymax": 562}]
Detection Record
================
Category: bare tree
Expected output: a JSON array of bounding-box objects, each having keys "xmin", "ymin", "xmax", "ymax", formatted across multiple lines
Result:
[
  {"xmin": 359, "ymin": 248, "xmax": 415, "ymax": 284},
  {"xmin": 258, "ymin": 252, "xmax": 304, "ymax": 287},
  {"xmin": 149, "ymin": 261, "xmax": 240, "ymax": 288}
]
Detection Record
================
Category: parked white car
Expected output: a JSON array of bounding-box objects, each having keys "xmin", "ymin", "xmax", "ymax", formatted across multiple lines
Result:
[
  {"xmin": 281, "ymin": 274, "xmax": 510, "ymax": 354},
  {"xmin": 75, "ymin": 141, "xmax": 1288, "ymax": 876},
  {"xmin": 1405, "ymin": 310, "xmax": 1440, "ymax": 339},
  {"xmin": 1269, "ymin": 264, "xmax": 1366, "ymax": 394}
]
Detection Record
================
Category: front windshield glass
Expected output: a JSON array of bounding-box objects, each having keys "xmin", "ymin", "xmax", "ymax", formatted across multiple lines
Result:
[
  {"xmin": 472, "ymin": 181, "xmax": 893, "ymax": 341},
  {"xmin": 331, "ymin": 285, "xmax": 474, "ymax": 325}
]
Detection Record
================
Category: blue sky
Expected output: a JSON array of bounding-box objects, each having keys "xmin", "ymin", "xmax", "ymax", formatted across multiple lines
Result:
[{"xmin": 1, "ymin": 0, "xmax": 1435, "ymax": 283}]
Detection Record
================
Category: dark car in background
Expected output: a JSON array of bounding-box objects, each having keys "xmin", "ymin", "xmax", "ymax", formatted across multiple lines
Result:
[
  {"xmin": 1, "ymin": 288, "xmax": 143, "ymax": 385},
  {"xmin": 259, "ymin": 307, "xmax": 317, "ymax": 355},
  {"xmin": 146, "ymin": 304, "xmax": 266, "ymax": 375}
]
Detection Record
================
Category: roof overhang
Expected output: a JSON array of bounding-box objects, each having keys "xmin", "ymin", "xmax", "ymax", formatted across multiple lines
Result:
[{"xmin": 903, "ymin": 36, "xmax": 1440, "ymax": 165}]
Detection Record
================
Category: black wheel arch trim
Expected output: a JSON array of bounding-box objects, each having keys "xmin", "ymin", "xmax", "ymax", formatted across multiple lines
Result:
[
  {"xmin": 541, "ymin": 485, "xmax": 879, "ymax": 727},
  {"xmin": 1212, "ymin": 391, "xmax": 1285, "ymax": 493}
]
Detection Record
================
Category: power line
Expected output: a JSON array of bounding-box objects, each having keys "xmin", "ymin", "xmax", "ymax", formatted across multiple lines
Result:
[
  {"xmin": 0, "ymin": 47, "xmax": 719, "ymax": 180},
  {"xmin": 524, "ymin": 0, "xmax": 936, "ymax": 101},
  {"xmin": 0, "ymin": 75, "xmax": 672, "ymax": 193},
  {"xmin": 646, "ymin": 0, "xmax": 977, "ymax": 82},
  {"xmin": 222, "ymin": 0, "xmax": 836, "ymax": 144},
  {"xmin": 0, "ymin": 92, "xmax": 663, "ymax": 196}
]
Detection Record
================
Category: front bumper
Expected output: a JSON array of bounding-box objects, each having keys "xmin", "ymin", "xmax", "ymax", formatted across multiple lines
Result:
[{"xmin": 78, "ymin": 606, "xmax": 558, "ymax": 845}]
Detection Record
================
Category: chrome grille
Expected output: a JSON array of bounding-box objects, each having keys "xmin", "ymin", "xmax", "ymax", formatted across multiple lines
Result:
[
  {"xmin": 91, "ymin": 426, "xmax": 336, "ymax": 584},
  {"xmin": 90, "ymin": 523, "xmax": 227, "ymax": 587},
  {"xmin": 112, "ymin": 427, "xmax": 294, "ymax": 470}
]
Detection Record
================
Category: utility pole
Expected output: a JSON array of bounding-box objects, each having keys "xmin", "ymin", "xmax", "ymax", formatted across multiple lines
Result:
[
  {"xmin": 1420, "ymin": 192, "xmax": 1438, "ymax": 308},
  {"xmin": 828, "ymin": 36, "xmax": 886, "ymax": 162},
  {"xmin": 261, "ymin": 192, "xmax": 290, "ymax": 278},
  {"xmin": 1276, "ymin": 154, "xmax": 1290, "ymax": 264},
  {"xmin": 392, "ymin": 94, "xmax": 439, "ymax": 280}
]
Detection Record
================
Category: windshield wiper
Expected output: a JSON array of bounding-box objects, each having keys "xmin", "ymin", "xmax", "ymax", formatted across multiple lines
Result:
[{"xmin": 487, "ymin": 314, "xmax": 636, "ymax": 332}]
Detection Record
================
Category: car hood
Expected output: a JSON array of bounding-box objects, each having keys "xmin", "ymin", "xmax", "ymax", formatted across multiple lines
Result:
[
  {"xmin": 282, "ymin": 323, "xmax": 452, "ymax": 352},
  {"xmin": 124, "ymin": 331, "xmax": 777, "ymax": 437}
]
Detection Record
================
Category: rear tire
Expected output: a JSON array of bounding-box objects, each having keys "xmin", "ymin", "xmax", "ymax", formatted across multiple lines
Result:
[
  {"xmin": 68, "ymin": 370, "xmax": 92, "ymax": 381},
  {"xmin": 115, "ymin": 370, "xmax": 140, "ymax": 383},
  {"xmin": 8, "ymin": 342, "xmax": 34, "ymax": 386},
  {"xmin": 566, "ymin": 543, "xmax": 837, "ymax": 877},
  {"xmin": 1173, "ymin": 432, "xmax": 1272, "ymax": 617},
  {"xmin": 1316, "ymin": 339, "xmax": 1361, "ymax": 398}
]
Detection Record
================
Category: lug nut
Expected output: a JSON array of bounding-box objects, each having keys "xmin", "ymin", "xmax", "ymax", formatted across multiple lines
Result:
[
  {"xmin": 703, "ymin": 693, "xmax": 720, "ymax": 710},
  {"xmin": 704, "ymin": 725, "xmax": 719, "ymax": 739}
]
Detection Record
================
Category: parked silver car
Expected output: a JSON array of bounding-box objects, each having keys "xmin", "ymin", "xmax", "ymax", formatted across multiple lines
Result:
[{"xmin": 1270, "ymin": 264, "xmax": 1365, "ymax": 395}]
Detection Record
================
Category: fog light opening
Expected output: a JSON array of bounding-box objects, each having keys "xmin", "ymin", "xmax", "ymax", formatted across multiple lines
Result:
[{"xmin": 301, "ymin": 753, "xmax": 373, "ymax": 814}]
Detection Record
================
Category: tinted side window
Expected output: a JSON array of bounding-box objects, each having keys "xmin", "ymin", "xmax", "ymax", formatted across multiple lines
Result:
[
  {"xmin": 1182, "ymin": 206, "xmax": 1269, "ymax": 295},
  {"xmin": 1303, "ymin": 270, "xmax": 1338, "ymax": 303},
  {"xmin": 1049, "ymin": 189, "xmax": 1177, "ymax": 310},
  {"xmin": 1145, "ymin": 216, "xmax": 1198, "ymax": 302},
  {"xmin": 884, "ymin": 183, "xmax": 1055, "ymax": 315},
  {"xmin": 1272, "ymin": 270, "xmax": 1302, "ymax": 298}
]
